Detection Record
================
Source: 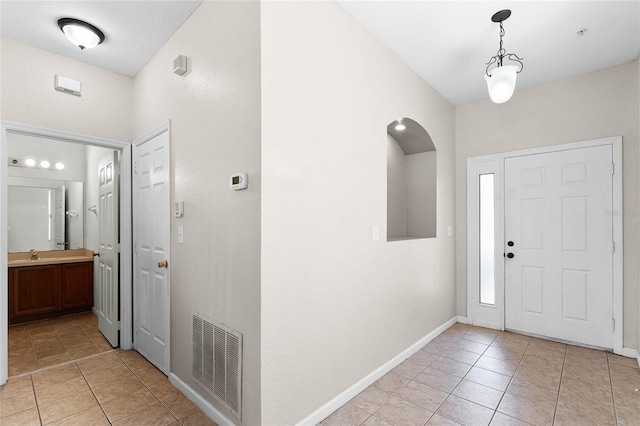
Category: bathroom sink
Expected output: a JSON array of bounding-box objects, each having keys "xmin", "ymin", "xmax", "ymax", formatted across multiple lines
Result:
[{"xmin": 8, "ymin": 249, "xmax": 94, "ymax": 267}]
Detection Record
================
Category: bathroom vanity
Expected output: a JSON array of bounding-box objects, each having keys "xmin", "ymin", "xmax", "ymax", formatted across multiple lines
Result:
[{"xmin": 8, "ymin": 249, "xmax": 94, "ymax": 324}]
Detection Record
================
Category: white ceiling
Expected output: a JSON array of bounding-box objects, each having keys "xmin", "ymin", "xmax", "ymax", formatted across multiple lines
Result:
[
  {"xmin": 338, "ymin": 1, "xmax": 640, "ymax": 105},
  {"xmin": 0, "ymin": 1, "xmax": 638, "ymax": 104},
  {"xmin": 0, "ymin": 0, "xmax": 202, "ymax": 77}
]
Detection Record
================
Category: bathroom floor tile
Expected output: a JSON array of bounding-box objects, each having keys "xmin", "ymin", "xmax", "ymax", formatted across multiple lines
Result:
[
  {"xmin": 1, "ymin": 347, "xmax": 215, "ymax": 426},
  {"xmin": 100, "ymin": 386, "xmax": 158, "ymax": 423},
  {"xmin": 111, "ymin": 403, "xmax": 177, "ymax": 426},
  {"xmin": 8, "ymin": 313, "xmax": 114, "ymax": 378},
  {"xmin": 0, "ymin": 389, "xmax": 36, "ymax": 418},
  {"xmin": 38, "ymin": 388, "xmax": 98, "ymax": 424}
]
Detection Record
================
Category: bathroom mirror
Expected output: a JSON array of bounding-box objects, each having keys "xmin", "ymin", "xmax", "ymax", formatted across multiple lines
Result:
[{"xmin": 7, "ymin": 177, "xmax": 84, "ymax": 252}]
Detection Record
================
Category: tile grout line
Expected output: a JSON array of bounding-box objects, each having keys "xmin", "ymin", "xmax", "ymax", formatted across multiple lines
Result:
[
  {"xmin": 551, "ymin": 346, "xmax": 567, "ymax": 425},
  {"xmin": 606, "ymin": 352, "xmax": 620, "ymax": 425},
  {"xmin": 30, "ymin": 373, "xmax": 44, "ymax": 426},
  {"xmin": 124, "ymin": 353, "xmax": 184, "ymax": 425},
  {"xmin": 76, "ymin": 358, "xmax": 113, "ymax": 425}
]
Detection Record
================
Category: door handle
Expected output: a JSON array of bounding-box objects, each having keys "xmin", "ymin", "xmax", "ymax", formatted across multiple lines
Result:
[
  {"xmin": 507, "ymin": 241, "xmax": 514, "ymax": 247},
  {"xmin": 506, "ymin": 253, "xmax": 515, "ymax": 259},
  {"xmin": 158, "ymin": 260, "xmax": 169, "ymax": 268}
]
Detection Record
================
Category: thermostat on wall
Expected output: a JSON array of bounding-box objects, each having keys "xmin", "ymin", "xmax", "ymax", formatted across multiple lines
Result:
[{"xmin": 230, "ymin": 173, "xmax": 248, "ymax": 190}]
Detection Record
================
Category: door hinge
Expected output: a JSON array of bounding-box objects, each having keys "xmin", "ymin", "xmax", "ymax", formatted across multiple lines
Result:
[
  {"xmin": 612, "ymin": 241, "xmax": 615, "ymax": 253},
  {"xmin": 611, "ymin": 163, "xmax": 615, "ymax": 175},
  {"xmin": 116, "ymin": 321, "xmax": 121, "ymax": 331},
  {"xmin": 612, "ymin": 318, "xmax": 615, "ymax": 331},
  {"xmin": 134, "ymin": 161, "xmax": 138, "ymax": 175}
]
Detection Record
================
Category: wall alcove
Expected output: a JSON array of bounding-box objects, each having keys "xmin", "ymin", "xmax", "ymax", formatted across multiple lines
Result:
[{"xmin": 387, "ymin": 118, "xmax": 437, "ymax": 241}]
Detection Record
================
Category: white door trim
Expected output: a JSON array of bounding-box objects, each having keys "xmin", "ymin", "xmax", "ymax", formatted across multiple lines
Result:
[
  {"xmin": 132, "ymin": 120, "xmax": 171, "ymax": 372},
  {"xmin": 466, "ymin": 136, "xmax": 623, "ymax": 354},
  {"xmin": 0, "ymin": 121, "xmax": 133, "ymax": 385}
]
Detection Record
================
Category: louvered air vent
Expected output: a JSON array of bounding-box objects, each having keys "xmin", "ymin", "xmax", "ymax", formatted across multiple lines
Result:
[{"xmin": 192, "ymin": 314, "xmax": 242, "ymax": 419}]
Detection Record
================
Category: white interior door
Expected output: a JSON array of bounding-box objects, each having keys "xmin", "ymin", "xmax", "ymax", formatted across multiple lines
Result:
[
  {"xmin": 504, "ymin": 145, "xmax": 613, "ymax": 348},
  {"xmin": 54, "ymin": 185, "xmax": 65, "ymax": 249},
  {"xmin": 97, "ymin": 152, "xmax": 120, "ymax": 347},
  {"xmin": 133, "ymin": 125, "xmax": 170, "ymax": 374}
]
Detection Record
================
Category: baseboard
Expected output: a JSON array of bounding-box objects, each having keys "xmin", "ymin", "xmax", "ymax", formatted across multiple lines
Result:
[
  {"xmin": 169, "ymin": 373, "xmax": 234, "ymax": 426},
  {"xmin": 456, "ymin": 316, "xmax": 468, "ymax": 324},
  {"xmin": 621, "ymin": 347, "xmax": 640, "ymax": 367},
  {"xmin": 296, "ymin": 316, "xmax": 460, "ymax": 426}
]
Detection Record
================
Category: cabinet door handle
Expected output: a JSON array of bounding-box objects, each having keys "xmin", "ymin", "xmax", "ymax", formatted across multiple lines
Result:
[{"xmin": 158, "ymin": 260, "xmax": 169, "ymax": 268}]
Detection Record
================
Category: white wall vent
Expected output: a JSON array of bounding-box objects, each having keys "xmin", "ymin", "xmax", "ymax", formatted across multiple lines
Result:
[{"xmin": 192, "ymin": 314, "xmax": 242, "ymax": 419}]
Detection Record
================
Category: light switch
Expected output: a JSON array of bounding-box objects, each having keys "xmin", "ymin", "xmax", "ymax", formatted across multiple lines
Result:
[
  {"xmin": 178, "ymin": 226, "xmax": 184, "ymax": 244},
  {"xmin": 372, "ymin": 226, "xmax": 380, "ymax": 242}
]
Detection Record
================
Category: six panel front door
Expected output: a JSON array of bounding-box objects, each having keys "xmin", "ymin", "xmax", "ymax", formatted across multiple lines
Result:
[{"xmin": 504, "ymin": 145, "xmax": 614, "ymax": 349}]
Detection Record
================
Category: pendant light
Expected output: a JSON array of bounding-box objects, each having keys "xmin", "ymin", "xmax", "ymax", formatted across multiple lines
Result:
[
  {"xmin": 484, "ymin": 10, "xmax": 523, "ymax": 104},
  {"xmin": 58, "ymin": 18, "xmax": 105, "ymax": 50}
]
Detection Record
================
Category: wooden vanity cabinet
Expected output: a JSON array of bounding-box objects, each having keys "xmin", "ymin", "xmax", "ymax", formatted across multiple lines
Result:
[{"xmin": 9, "ymin": 261, "xmax": 93, "ymax": 324}]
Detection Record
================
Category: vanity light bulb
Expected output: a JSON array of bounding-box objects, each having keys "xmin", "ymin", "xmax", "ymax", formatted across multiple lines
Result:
[
  {"xmin": 40, "ymin": 160, "xmax": 50, "ymax": 168},
  {"xmin": 25, "ymin": 158, "xmax": 36, "ymax": 167},
  {"xmin": 54, "ymin": 162, "xmax": 65, "ymax": 170}
]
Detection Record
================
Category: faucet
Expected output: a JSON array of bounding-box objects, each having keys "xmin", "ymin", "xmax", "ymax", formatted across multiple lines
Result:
[{"xmin": 29, "ymin": 249, "xmax": 38, "ymax": 260}]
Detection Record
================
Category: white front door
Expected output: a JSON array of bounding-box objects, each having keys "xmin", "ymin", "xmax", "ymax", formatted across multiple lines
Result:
[
  {"xmin": 133, "ymin": 125, "xmax": 170, "ymax": 374},
  {"xmin": 97, "ymin": 152, "xmax": 120, "ymax": 347},
  {"xmin": 504, "ymin": 145, "xmax": 613, "ymax": 348}
]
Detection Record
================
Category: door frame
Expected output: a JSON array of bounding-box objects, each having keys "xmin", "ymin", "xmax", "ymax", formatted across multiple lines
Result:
[
  {"xmin": 466, "ymin": 136, "xmax": 623, "ymax": 354},
  {"xmin": 0, "ymin": 121, "xmax": 133, "ymax": 385},
  {"xmin": 132, "ymin": 121, "xmax": 171, "ymax": 373}
]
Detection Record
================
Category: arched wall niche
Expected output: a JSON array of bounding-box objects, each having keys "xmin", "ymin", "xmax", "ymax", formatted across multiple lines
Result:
[{"xmin": 387, "ymin": 118, "xmax": 437, "ymax": 241}]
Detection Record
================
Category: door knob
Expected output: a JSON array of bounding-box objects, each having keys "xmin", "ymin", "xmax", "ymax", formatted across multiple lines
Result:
[
  {"xmin": 506, "ymin": 253, "xmax": 515, "ymax": 259},
  {"xmin": 158, "ymin": 260, "xmax": 169, "ymax": 268},
  {"xmin": 507, "ymin": 241, "xmax": 514, "ymax": 247}
]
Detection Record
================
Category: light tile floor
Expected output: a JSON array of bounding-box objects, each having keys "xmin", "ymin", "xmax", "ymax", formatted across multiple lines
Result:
[
  {"xmin": 321, "ymin": 323, "xmax": 640, "ymax": 426},
  {"xmin": 0, "ymin": 350, "xmax": 217, "ymax": 425},
  {"xmin": 8, "ymin": 312, "xmax": 113, "ymax": 377}
]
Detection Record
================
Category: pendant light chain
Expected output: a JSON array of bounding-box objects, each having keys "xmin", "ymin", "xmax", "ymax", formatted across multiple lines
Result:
[{"xmin": 485, "ymin": 11, "xmax": 524, "ymax": 77}]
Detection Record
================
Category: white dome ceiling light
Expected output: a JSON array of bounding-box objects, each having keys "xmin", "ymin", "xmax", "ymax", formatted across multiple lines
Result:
[
  {"xmin": 58, "ymin": 18, "xmax": 105, "ymax": 50},
  {"xmin": 484, "ymin": 10, "xmax": 524, "ymax": 104}
]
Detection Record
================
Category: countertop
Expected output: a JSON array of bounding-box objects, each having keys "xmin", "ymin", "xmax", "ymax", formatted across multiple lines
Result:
[{"xmin": 8, "ymin": 249, "xmax": 95, "ymax": 268}]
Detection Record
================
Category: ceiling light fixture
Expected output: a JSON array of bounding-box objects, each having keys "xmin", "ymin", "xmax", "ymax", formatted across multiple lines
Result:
[
  {"xmin": 58, "ymin": 18, "xmax": 105, "ymax": 50},
  {"xmin": 484, "ymin": 10, "xmax": 524, "ymax": 104},
  {"xmin": 25, "ymin": 158, "xmax": 36, "ymax": 167},
  {"xmin": 54, "ymin": 162, "xmax": 65, "ymax": 170}
]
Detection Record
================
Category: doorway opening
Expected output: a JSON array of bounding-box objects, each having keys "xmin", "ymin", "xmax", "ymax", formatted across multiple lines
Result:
[
  {"xmin": 0, "ymin": 122, "xmax": 133, "ymax": 384},
  {"xmin": 466, "ymin": 137, "xmax": 623, "ymax": 354}
]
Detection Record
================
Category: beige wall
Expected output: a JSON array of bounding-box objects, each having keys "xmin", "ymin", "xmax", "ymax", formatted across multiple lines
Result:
[
  {"xmin": 387, "ymin": 135, "xmax": 407, "ymax": 238},
  {"xmin": 455, "ymin": 60, "xmax": 640, "ymax": 349},
  {"xmin": 0, "ymin": 38, "xmax": 133, "ymax": 142},
  {"xmin": 261, "ymin": 2, "xmax": 456, "ymax": 424},
  {"xmin": 406, "ymin": 151, "xmax": 437, "ymax": 238},
  {"xmin": 132, "ymin": 2, "xmax": 262, "ymax": 424}
]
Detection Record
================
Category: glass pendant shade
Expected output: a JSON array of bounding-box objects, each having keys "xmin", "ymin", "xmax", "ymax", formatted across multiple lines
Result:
[
  {"xmin": 58, "ymin": 19, "xmax": 105, "ymax": 50},
  {"xmin": 485, "ymin": 65, "xmax": 518, "ymax": 104}
]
